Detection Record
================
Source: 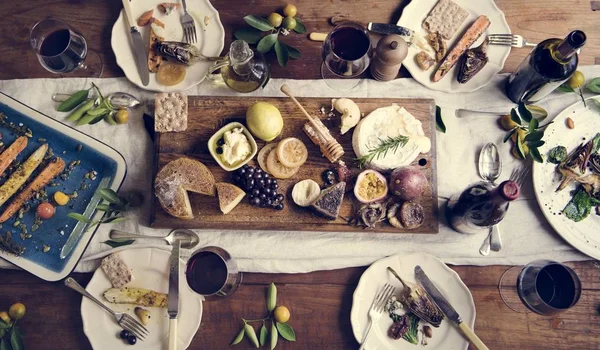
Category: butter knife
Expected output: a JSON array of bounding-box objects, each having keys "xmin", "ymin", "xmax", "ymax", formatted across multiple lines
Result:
[
  {"xmin": 367, "ymin": 22, "xmax": 413, "ymax": 37},
  {"xmin": 167, "ymin": 240, "xmax": 181, "ymax": 350},
  {"xmin": 121, "ymin": 0, "xmax": 149, "ymax": 86},
  {"xmin": 60, "ymin": 177, "xmax": 111, "ymax": 259},
  {"xmin": 414, "ymin": 266, "xmax": 489, "ymax": 350}
]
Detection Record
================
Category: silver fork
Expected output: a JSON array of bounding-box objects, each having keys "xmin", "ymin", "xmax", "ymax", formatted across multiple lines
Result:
[
  {"xmin": 65, "ymin": 277, "xmax": 149, "ymax": 340},
  {"xmin": 180, "ymin": 0, "xmax": 197, "ymax": 44},
  {"xmin": 359, "ymin": 283, "xmax": 395, "ymax": 350},
  {"xmin": 487, "ymin": 34, "xmax": 536, "ymax": 48}
]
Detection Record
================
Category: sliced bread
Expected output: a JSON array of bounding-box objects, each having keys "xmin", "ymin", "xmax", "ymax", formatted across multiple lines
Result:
[
  {"xmin": 154, "ymin": 158, "xmax": 215, "ymax": 219},
  {"xmin": 101, "ymin": 253, "xmax": 133, "ymax": 288},
  {"xmin": 216, "ymin": 182, "xmax": 245, "ymax": 214}
]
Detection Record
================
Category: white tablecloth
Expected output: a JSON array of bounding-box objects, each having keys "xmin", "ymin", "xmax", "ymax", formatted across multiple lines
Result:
[{"xmin": 1, "ymin": 66, "xmax": 598, "ymax": 273}]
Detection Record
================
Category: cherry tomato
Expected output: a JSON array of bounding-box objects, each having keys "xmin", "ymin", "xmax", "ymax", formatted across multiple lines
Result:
[{"xmin": 36, "ymin": 202, "xmax": 56, "ymax": 220}]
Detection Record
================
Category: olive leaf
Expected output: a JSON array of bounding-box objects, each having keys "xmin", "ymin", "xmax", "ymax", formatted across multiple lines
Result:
[
  {"xmin": 503, "ymin": 128, "xmax": 516, "ymax": 143},
  {"xmin": 293, "ymin": 17, "xmax": 306, "ymax": 34},
  {"xmin": 530, "ymin": 147, "xmax": 544, "ymax": 163},
  {"xmin": 259, "ymin": 324, "xmax": 268, "ymax": 346},
  {"xmin": 57, "ymin": 88, "xmax": 91, "ymax": 112},
  {"xmin": 586, "ymin": 77, "xmax": 600, "ymax": 93},
  {"xmin": 274, "ymin": 41, "xmax": 289, "ymax": 67},
  {"xmin": 524, "ymin": 130, "xmax": 544, "ymax": 142},
  {"xmin": 435, "ymin": 105, "xmax": 446, "ymax": 133},
  {"xmin": 257, "ymin": 34, "xmax": 278, "ymax": 54},
  {"xmin": 270, "ymin": 322, "xmax": 278, "ymax": 350},
  {"xmin": 557, "ymin": 84, "xmax": 575, "ymax": 93},
  {"xmin": 0, "ymin": 339, "xmax": 9, "ymax": 350},
  {"xmin": 230, "ymin": 327, "xmax": 245, "ymax": 346},
  {"xmin": 98, "ymin": 189, "xmax": 122, "ymax": 205},
  {"xmin": 0, "ymin": 319, "xmax": 10, "ymax": 330},
  {"xmin": 67, "ymin": 213, "xmax": 91, "ymax": 223},
  {"xmin": 102, "ymin": 239, "xmax": 134, "ymax": 248},
  {"xmin": 267, "ymin": 282, "xmax": 277, "ymax": 312},
  {"xmin": 244, "ymin": 15, "xmax": 274, "ymax": 32},
  {"xmin": 96, "ymin": 204, "xmax": 110, "ymax": 211},
  {"xmin": 10, "ymin": 329, "xmax": 23, "ymax": 350},
  {"xmin": 527, "ymin": 105, "xmax": 548, "ymax": 121},
  {"xmin": 102, "ymin": 216, "xmax": 128, "ymax": 224},
  {"xmin": 528, "ymin": 117, "xmax": 539, "ymax": 132},
  {"xmin": 275, "ymin": 322, "xmax": 296, "ymax": 342},
  {"xmin": 516, "ymin": 134, "xmax": 526, "ymax": 159},
  {"xmin": 245, "ymin": 324, "xmax": 260, "ymax": 348},
  {"xmin": 234, "ymin": 27, "xmax": 264, "ymax": 44},
  {"xmin": 517, "ymin": 102, "xmax": 532, "ymax": 123},
  {"xmin": 528, "ymin": 140, "xmax": 545, "ymax": 148},
  {"xmin": 591, "ymin": 99, "xmax": 600, "ymax": 111},
  {"xmin": 510, "ymin": 108, "xmax": 521, "ymax": 124},
  {"xmin": 284, "ymin": 44, "xmax": 301, "ymax": 59}
]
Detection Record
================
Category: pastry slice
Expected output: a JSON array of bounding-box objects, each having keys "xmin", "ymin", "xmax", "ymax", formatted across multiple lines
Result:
[{"xmin": 216, "ymin": 182, "xmax": 245, "ymax": 214}]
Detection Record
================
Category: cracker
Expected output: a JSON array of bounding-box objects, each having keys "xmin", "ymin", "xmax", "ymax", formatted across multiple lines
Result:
[
  {"xmin": 155, "ymin": 92, "xmax": 188, "ymax": 133},
  {"xmin": 100, "ymin": 253, "xmax": 133, "ymax": 288},
  {"xmin": 422, "ymin": 0, "xmax": 469, "ymax": 40}
]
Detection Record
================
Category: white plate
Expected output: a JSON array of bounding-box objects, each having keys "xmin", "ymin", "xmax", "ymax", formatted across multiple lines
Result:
[
  {"xmin": 82, "ymin": 248, "xmax": 203, "ymax": 350},
  {"xmin": 532, "ymin": 97, "xmax": 600, "ymax": 259},
  {"xmin": 398, "ymin": 0, "xmax": 511, "ymax": 93},
  {"xmin": 350, "ymin": 253, "xmax": 476, "ymax": 350},
  {"xmin": 111, "ymin": 0, "xmax": 225, "ymax": 92}
]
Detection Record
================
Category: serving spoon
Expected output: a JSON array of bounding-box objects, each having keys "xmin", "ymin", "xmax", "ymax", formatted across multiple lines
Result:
[
  {"xmin": 109, "ymin": 229, "xmax": 200, "ymax": 249},
  {"xmin": 477, "ymin": 142, "xmax": 502, "ymax": 256}
]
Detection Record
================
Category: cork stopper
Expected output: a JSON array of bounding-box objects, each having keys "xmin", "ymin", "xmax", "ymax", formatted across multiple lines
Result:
[{"xmin": 499, "ymin": 180, "xmax": 520, "ymax": 201}]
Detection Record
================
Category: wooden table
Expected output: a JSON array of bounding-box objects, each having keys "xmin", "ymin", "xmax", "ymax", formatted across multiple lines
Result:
[{"xmin": 0, "ymin": 0, "xmax": 599, "ymax": 349}]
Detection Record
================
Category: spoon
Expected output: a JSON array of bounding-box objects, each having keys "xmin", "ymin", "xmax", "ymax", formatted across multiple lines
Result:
[
  {"xmin": 477, "ymin": 142, "xmax": 502, "ymax": 256},
  {"xmin": 109, "ymin": 229, "xmax": 200, "ymax": 249},
  {"xmin": 52, "ymin": 92, "xmax": 142, "ymax": 109}
]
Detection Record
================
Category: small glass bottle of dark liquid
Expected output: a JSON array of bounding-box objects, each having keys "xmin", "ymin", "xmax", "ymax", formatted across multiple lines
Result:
[
  {"xmin": 505, "ymin": 30, "xmax": 586, "ymax": 103},
  {"xmin": 447, "ymin": 180, "xmax": 520, "ymax": 234}
]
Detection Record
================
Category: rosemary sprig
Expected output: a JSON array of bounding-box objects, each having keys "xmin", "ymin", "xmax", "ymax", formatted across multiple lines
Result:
[{"xmin": 356, "ymin": 135, "xmax": 410, "ymax": 169}]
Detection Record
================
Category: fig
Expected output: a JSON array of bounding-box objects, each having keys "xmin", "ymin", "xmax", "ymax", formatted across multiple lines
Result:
[
  {"xmin": 354, "ymin": 170, "xmax": 388, "ymax": 203},
  {"xmin": 389, "ymin": 167, "xmax": 428, "ymax": 201}
]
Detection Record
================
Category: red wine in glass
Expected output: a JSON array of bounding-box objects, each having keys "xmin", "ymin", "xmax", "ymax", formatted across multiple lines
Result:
[
  {"xmin": 322, "ymin": 22, "xmax": 372, "ymax": 78},
  {"xmin": 185, "ymin": 247, "xmax": 241, "ymax": 298}
]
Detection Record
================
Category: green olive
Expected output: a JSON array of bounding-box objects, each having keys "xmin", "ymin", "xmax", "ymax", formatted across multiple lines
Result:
[
  {"xmin": 8, "ymin": 303, "xmax": 25, "ymax": 320},
  {"xmin": 115, "ymin": 109, "xmax": 129, "ymax": 124},
  {"xmin": 567, "ymin": 70, "xmax": 585, "ymax": 89},
  {"xmin": 282, "ymin": 17, "xmax": 297, "ymax": 30},
  {"xmin": 0, "ymin": 311, "xmax": 11, "ymax": 325},
  {"xmin": 267, "ymin": 12, "xmax": 283, "ymax": 28},
  {"xmin": 283, "ymin": 4, "xmax": 298, "ymax": 17}
]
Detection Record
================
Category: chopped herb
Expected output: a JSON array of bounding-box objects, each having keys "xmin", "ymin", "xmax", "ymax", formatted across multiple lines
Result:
[{"xmin": 563, "ymin": 187, "xmax": 600, "ymax": 222}]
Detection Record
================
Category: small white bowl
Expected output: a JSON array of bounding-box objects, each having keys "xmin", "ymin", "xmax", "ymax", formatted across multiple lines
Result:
[{"xmin": 208, "ymin": 122, "xmax": 257, "ymax": 171}]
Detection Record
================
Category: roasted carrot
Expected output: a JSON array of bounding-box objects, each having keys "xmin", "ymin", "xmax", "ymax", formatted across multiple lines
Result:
[
  {"xmin": 0, "ymin": 144, "xmax": 48, "ymax": 208},
  {"xmin": 0, "ymin": 157, "xmax": 66, "ymax": 223},
  {"xmin": 0, "ymin": 136, "xmax": 27, "ymax": 177},
  {"xmin": 432, "ymin": 15, "xmax": 491, "ymax": 82}
]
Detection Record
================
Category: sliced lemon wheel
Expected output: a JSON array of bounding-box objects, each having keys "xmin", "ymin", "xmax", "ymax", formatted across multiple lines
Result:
[
  {"xmin": 276, "ymin": 137, "xmax": 308, "ymax": 168},
  {"xmin": 266, "ymin": 149, "xmax": 298, "ymax": 179},
  {"xmin": 257, "ymin": 143, "xmax": 278, "ymax": 173},
  {"xmin": 156, "ymin": 62, "xmax": 186, "ymax": 86}
]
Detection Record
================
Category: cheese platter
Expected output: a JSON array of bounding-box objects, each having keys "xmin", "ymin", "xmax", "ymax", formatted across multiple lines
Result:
[{"xmin": 151, "ymin": 94, "xmax": 438, "ymax": 233}]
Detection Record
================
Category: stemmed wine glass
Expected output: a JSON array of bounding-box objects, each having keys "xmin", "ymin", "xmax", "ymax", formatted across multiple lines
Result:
[
  {"xmin": 321, "ymin": 22, "xmax": 372, "ymax": 90},
  {"xmin": 30, "ymin": 18, "xmax": 103, "ymax": 77},
  {"xmin": 499, "ymin": 260, "xmax": 581, "ymax": 315}
]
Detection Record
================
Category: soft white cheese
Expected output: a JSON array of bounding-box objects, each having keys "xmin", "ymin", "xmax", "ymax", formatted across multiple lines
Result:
[
  {"xmin": 352, "ymin": 104, "xmax": 431, "ymax": 171},
  {"xmin": 221, "ymin": 128, "xmax": 251, "ymax": 165}
]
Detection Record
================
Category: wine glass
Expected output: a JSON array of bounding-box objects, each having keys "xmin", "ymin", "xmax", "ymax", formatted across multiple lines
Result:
[
  {"xmin": 499, "ymin": 260, "xmax": 581, "ymax": 315},
  {"xmin": 321, "ymin": 22, "xmax": 372, "ymax": 90},
  {"xmin": 30, "ymin": 18, "xmax": 103, "ymax": 77}
]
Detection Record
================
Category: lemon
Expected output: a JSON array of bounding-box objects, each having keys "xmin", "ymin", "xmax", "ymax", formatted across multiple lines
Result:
[
  {"xmin": 268, "ymin": 13, "xmax": 283, "ymax": 28},
  {"xmin": 246, "ymin": 102, "xmax": 284, "ymax": 141},
  {"xmin": 157, "ymin": 62, "xmax": 186, "ymax": 86},
  {"xmin": 274, "ymin": 306, "xmax": 290, "ymax": 323},
  {"xmin": 283, "ymin": 4, "xmax": 298, "ymax": 17},
  {"xmin": 9, "ymin": 303, "xmax": 25, "ymax": 320}
]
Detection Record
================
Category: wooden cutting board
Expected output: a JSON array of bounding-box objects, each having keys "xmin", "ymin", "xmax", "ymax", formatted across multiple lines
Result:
[{"xmin": 151, "ymin": 96, "xmax": 438, "ymax": 233}]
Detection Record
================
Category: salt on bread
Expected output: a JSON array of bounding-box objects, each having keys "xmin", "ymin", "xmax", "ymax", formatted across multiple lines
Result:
[
  {"xmin": 422, "ymin": 0, "xmax": 468, "ymax": 40},
  {"xmin": 155, "ymin": 92, "xmax": 188, "ymax": 132},
  {"xmin": 101, "ymin": 253, "xmax": 133, "ymax": 288},
  {"xmin": 154, "ymin": 158, "xmax": 215, "ymax": 219}
]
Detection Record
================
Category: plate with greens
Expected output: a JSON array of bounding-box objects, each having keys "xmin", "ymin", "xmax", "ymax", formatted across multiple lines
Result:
[
  {"xmin": 532, "ymin": 96, "xmax": 600, "ymax": 260},
  {"xmin": 350, "ymin": 253, "xmax": 475, "ymax": 350}
]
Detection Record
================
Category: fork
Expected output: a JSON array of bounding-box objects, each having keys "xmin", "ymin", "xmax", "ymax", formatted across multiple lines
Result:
[
  {"xmin": 180, "ymin": 0, "xmax": 197, "ymax": 44},
  {"xmin": 487, "ymin": 34, "xmax": 536, "ymax": 48},
  {"xmin": 359, "ymin": 283, "xmax": 395, "ymax": 350},
  {"xmin": 64, "ymin": 277, "xmax": 149, "ymax": 340}
]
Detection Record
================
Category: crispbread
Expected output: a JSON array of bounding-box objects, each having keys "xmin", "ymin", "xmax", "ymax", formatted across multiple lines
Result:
[
  {"xmin": 155, "ymin": 92, "xmax": 188, "ymax": 132},
  {"xmin": 154, "ymin": 158, "xmax": 215, "ymax": 219},
  {"xmin": 100, "ymin": 253, "xmax": 132, "ymax": 288},
  {"xmin": 422, "ymin": 0, "xmax": 468, "ymax": 40}
]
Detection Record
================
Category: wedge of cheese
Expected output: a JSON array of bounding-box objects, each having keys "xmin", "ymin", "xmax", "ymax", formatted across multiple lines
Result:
[{"xmin": 148, "ymin": 18, "xmax": 165, "ymax": 72}]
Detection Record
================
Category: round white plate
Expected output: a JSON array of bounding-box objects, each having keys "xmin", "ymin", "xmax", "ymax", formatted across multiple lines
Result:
[
  {"xmin": 82, "ymin": 248, "xmax": 203, "ymax": 350},
  {"xmin": 111, "ymin": 0, "xmax": 225, "ymax": 92},
  {"xmin": 398, "ymin": 0, "xmax": 511, "ymax": 93},
  {"xmin": 532, "ymin": 97, "xmax": 600, "ymax": 259},
  {"xmin": 350, "ymin": 253, "xmax": 475, "ymax": 350}
]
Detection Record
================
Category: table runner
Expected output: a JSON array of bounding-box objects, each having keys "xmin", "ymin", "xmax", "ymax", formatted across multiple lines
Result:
[{"xmin": 1, "ymin": 66, "xmax": 598, "ymax": 274}]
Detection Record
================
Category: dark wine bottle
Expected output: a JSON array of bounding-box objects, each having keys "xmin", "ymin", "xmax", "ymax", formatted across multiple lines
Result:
[{"xmin": 506, "ymin": 30, "xmax": 586, "ymax": 103}]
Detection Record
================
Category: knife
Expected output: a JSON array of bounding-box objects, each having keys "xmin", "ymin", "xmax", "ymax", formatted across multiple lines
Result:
[
  {"xmin": 121, "ymin": 0, "xmax": 150, "ymax": 86},
  {"xmin": 60, "ymin": 177, "xmax": 111, "ymax": 259},
  {"xmin": 167, "ymin": 240, "xmax": 181, "ymax": 350},
  {"xmin": 414, "ymin": 266, "xmax": 489, "ymax": 350},
  {"xmin": 367, "ymin": 22, "xmax": 414, "ymax": 37}
]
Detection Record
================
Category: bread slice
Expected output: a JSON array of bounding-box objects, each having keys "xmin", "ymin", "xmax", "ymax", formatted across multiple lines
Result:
[
  {"xmin": 310, "ymin": 182, "xmax": 346, "ymax": 220},
  {"xmin": 148, "ymin": 18, "xmax": 165, "ymax": 72},
  {"xmin": 101, "ymin": 253, "xmax": 133, "ymax": 288},
  {"xmin": 154, "ymin": 158, "xmax": 215, "ymax": 219},
  {"xmin": 216, "ymin": 182, "xmax": 245, "ymax": 214}
]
